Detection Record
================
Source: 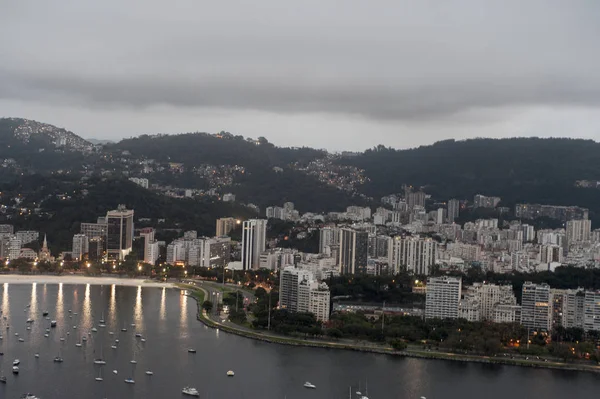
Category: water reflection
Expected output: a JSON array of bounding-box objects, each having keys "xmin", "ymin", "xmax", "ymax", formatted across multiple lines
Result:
[
  {"xmin": 56, "ymin": 283, "xmax": 64, "ymax": 321},
  {"xmin": 109, "ymin": 284, "xmax": 116, "ymax": 324},
  {"xmin": 82, "ymin": 283, "xmax": 91, "ymax": 329},
  {"xmin": 180, "ymin": 291, "xmax": 188, "ymax": 330},
  {"xmin": 30, "ymin": 282, "xmax": 38, "ymax": 316},
  {"xmin": 134, "ymin": 285, "xmax": 144, "ymax": 330},
  {"xmin": 2, "ymin": 283, "xmax": 9, "ymax": 320},
  {"xmin": 159, "ymin": 287, "xmax": 166, "ymax": 320}
]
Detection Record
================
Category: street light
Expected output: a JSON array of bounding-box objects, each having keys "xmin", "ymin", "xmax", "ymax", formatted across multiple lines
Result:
[{"xmin": 87, "ymin": 262, "xmax": 91, "ymax": 268}]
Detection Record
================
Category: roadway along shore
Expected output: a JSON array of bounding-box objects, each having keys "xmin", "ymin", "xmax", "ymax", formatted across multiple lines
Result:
[
  {"xmin": 179, "ymin": 283, "xmax": 600, "ymax": 375},
  {"xmin": 0, "ymin": 274, "xmax": 174, "ymax": 288}
]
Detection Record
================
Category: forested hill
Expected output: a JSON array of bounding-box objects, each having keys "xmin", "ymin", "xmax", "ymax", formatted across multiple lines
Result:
[
  {"xmin": 340, "ymin": 137, "xmax": 600, "ymax": 219},
  {"xmin": 109, "ymin": 133, "xmax": 325, "ymax": 171}
]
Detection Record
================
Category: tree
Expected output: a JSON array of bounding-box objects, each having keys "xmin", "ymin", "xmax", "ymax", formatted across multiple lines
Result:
[
  {"xmin": 390, "ymin": 339, "xmax": 408, "ymax": 351},
  {"xmin": 327, "ymin": 328, "xmax": 343, "ymax": 340},
  {"xmin": 202, "ymin": 301, "xmax": 213, "ymax": 313}
]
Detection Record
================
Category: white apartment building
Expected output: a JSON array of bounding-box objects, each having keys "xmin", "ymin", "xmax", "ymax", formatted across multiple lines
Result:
[
  {"xmin": 521, "ymin": 282, "xmax": 552, "ymax": 331},
  {"xmin": 470, "ymin": 283, "xmax": 516, "ymax": 320},
  {"xmin": 279, "ymin": 266, "xmax": 331, "ymax": 322},
  {"xmin": 72, "ymin": 234, "xmax": 89, "ymax": 261},
  {"xmin": 319, "ymin": 226, "xmax": 340, "ymax": 255},
  {"xmin": 129, "ymin": 177, "xmax": 149, "ymax": 189},
  {"xmin": 15, "ymin": 230, "xmax": 39, "ymax": 245},
  {"xmin": 458, "ymin": 296, "xmax": 480, "ymax": 321},
  {"xmin": 493, "ymin": 304, "xmax": 522, "ymax": 323},
  {"xmin": 563, "ymin": 289, "xmax": 585, "ymax": 329},
  {"xmin": 216, "ymin": 217, "xmax": 236, "ymax": 237},
  {"xmin": 425, "ymin": 276, "xmax": 462, "ymax": 320},
  {"xmin": 583, "ymin": 291, "xmax": 600, "ymax": 332},
  {"xmin": 8, "ymin": 237, "xmax": 21, "ymax": 260},
  {"xmin": 241, "ymin": 219, "xmax": 267, "ymax": 270},
  {"xmin": 388, "ymin": 236, "xmax": 437, "ymax": 275},
  {"xmin": 566, "ymin": 219, "xmax": 592, "ymax": 244}
]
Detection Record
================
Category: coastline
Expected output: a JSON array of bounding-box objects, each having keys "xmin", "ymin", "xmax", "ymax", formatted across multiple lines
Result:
[
  {"xmin": 180, "ymin": 284, "xmax": 600, "ymax": 375},
  {"xmin": 0, "ymin": 274, "xmax": 174, "ymax": 288}
]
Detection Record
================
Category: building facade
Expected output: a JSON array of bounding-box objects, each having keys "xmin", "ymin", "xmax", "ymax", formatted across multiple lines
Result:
[
  {"xmin": 425, "ymin": 276, "xmax": 462, "ymax": 320},
  {"xmin": 241, "ymin": 219, "xmax": 267, "ymax": 270}
]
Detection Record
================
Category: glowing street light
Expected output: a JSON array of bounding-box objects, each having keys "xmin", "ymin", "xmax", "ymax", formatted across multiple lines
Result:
[{"xmin": 86, "ymin": 262, "xmax": 91, "ymax": 268}]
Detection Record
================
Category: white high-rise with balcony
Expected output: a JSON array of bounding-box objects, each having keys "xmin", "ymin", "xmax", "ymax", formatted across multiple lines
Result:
[{"xmin": 425, "ymin": 276, "xmax": 462, "ymax": 319}]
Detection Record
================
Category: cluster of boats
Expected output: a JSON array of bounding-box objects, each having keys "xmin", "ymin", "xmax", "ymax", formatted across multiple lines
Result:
[{"xmin": 0, "ymin": 307, "xmax": 207, "ymax": 397}]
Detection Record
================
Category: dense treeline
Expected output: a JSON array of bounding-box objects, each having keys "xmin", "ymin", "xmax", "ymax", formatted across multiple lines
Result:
[{"xmin": 328, "ymin": 274, "xmax": 424, "ymax": 305}]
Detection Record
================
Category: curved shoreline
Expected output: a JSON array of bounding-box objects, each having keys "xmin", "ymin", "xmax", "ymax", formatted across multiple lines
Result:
[{"xmin": 180, "ymin": 284, "xmax": 600, "ymax": 374}]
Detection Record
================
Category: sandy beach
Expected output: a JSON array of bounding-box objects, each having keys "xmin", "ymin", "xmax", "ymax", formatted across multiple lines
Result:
[{"xmin": 0, "ymin": 274, "xmax": 174, "ymax": 288}]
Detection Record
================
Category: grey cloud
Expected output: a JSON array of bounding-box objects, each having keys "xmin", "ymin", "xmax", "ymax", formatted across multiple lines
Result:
[{"xmin": 1, "ymin": 0, "xmax": 600, "ymax": 145}]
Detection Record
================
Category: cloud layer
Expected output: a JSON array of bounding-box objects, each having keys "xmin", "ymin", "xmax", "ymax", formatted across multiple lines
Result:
[{"xmin": 1, "ymin": 1, "xmax": 600, "ymax": 149}]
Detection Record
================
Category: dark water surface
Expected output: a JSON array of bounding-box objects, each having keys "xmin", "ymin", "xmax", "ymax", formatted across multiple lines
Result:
[{"xmin": 0, "ymin": 282, "xmax": 597, "ymax": 399}]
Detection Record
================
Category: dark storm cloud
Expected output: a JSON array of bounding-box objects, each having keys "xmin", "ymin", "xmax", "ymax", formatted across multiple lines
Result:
[{"xmin": 1, "ymin": 0, "xmax": 600, "ymax": 148}]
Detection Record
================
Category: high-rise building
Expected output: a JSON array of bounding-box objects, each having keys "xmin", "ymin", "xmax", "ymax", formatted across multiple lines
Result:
[
  {"xmin": 563, "ymin": 289, "xmax": 585, "ymax": 329},
  {"xmin": 72, "ymin": 234, "xmax": 89, "ymax": 261},
  {"xmin": 279, "ymin": 266, "xmax": 330, "ymax": 322},
  {"xmin": 493, "ymin": 304, "xmax": 522, "ymax": 323},
  {"xmin": 566, "ymin": 219, "xmax": 592, "ymax": 244},
  {"xmin": 583, "ymin": 291, "xmax": 600, "ymax": 332},
  {"xmin": 88, "ymin": 237, "xmax": 105, "ymax": 261},
  {"xmin": 521, "ymin": 282, "xmax": 552, "ymax": 331},
  {"xmin": 8, "ymin": 237, "xmax": 21, "ymax": 260},
  {"xmin": 0, "ymin": 224, "xmax": 14, "ymax": 236},
  {"xmin": 80, "ymin": 221, "xmax": 107, "ymax": 239},
  {"xmin": 388, "ymin": 236, "xmax": 437, "ymax": 275},
  {"xmin": 106, "ymin": 205, "xmax": 134, "ymax": 261},
  {"xmin": 522, "ymin": 224, "xmax": 535, "ymax": 242},
  {"xmin": 471, "ymin": 283, "xmax": 516, "ymax": 320},
  {"xmin": 406, "ymin": 191, "xmax": 426, "ymax": 210},
  {"xmin": 241, "ymin": 219, "xmax": 267, "ymax": 270},
  {"xmin": 447, "ymin": 199, "xmax": 460, "ymax": 222},
  {"xmin": 216, "ymin": 217, "xmax": 236, "ymax": 237},
  {"xmin": 319, "ymin": 226, "xmax": 340, "ymax": 254},
  {"xmin": 139, "ymin": 227, "xmax": 158, "ymax": 265},
  {"xmin": 425, "ymin": 276, "xmax": 462, "ymax": 320},
  {"xmin": 338, "ymin": 228, "xmax": 368, "ymax": 274}
]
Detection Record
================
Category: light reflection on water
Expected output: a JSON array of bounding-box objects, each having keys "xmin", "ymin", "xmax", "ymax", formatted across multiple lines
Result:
[
  {"xmin": 30, "ymin": 283, "xmax": 38, "ymax": 316},
  {"xmin": 109, "ymin": 284, "xmax": 116, "ymax": 325},
  {"xmin": 82, "ymin": 283, "xmax": 91, "ymax": 331},
  {"xmin": 179, "ymin": 290, "xmax": 188, "ymax": 333},
  {"xmin": 159, "ymin": 287, "xmax": 166, "ymax": 320},
  {"xmin": 56, "ymin": 283, "xmax": 64, "ymax": 321},
  {"xmin": 2, "ymin": 283, "xmax": 10, "ymax": 320}
]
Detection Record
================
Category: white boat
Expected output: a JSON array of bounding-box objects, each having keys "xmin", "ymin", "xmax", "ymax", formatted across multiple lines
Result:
[
  {"xmin": 130, "ymin": 360, "xmax": 137, "ymax": 364},
  {"xmin": 53, "ymin": 356, "xmax": 63, "ymax": 363},
  {"xmin": 76, "ymin": 343, "xmax": 82, "ymax": 347},
  {"xmin": 82, "ymin": 336, "xmax": 87, "ymax": 341},
  {"xmin": 227, "ymin": 370, "xmax": 235, "ymax": 376},
  {"xmin": 141, "ymin": 338, "xmax": 146, "ymax": 342},
  {"xmin": 50, "ymin": 321, "xmax": 57, "ymax": 327},
  {"xmin": 124, "ymin": 378, "xmax": 135, "ymax": 384},
  {"xmin": 44, "ymin": 334, "xmax": 49, "ymax": 338},
  {"xmin": 113, "ymin": 370, "xmax": 118, "ymax": 374},
  {"xmin": 60, "ymin": 337, "xmax": 65, "ymax": 342},
  {"xmin": 304, "ymin": 382, "xmax": 316, "ymax": 389},
  {"xmin": 187, "ymin": 348, "xmax": 196, "ymax": 353},
  {"xmin": 26, "ymin": 327, "xmax": 31, "ymax": 330},
  {"xmin": 145, "ymin": 371, "xmax": 153, "ymax": 375},
  {"xmin": 182, "ymin": 387, "xmax": 200, "ymax": 396},
  {"xmin": 26, "ymin": 318, "xmax": 34, "ymax": 323},
  {"xmin": 94, "ymin": 359, "xmax": 106, "ymax": 365},
  {"xmin": 0, "ymin": 376, "xmax": 6, "ymax": 383},
  {"xmin": 18, "ymin": 338, "xmax": 24, "ymax": 342},
  {"xmin": 99, "ymin": 324, "xmax": 106, "ymax": 328},
  {"xmin": 73, "ymin": 326, "xmax": 77, "ymax": 329},
  {"xmin": 34, "ymin": 353, "xmax": 39, "ymax": 358},
  {"xmin": 22, "ymin": 395, "xmax": 40, "ymax": 399},
  {"xmin": 91, "ymin": 327, "xmax": 98, "ymax": 332},
  {"xmin": 12, "ymin": 366, "xmax": 19, "ymax": 374},
  {"xmin": 15, "ymin": 333, "xmax": 19, "ymax": 336},
  {"xmin": 109, "ymin": 332, "xmax": 114, "ymax": 335},
  {"xmin": 13, "ymin": 359, "xmax": 20, "ymax": 366},
  {"xmin": 135, "ymin": 333, "xmax": 142, "ymax": 338},
  {"xmin": 130, "ymin": 323, "xmax": 136, "ymax": 327},
  {"xmin": 99, "ymin": 313, "xmax": 105, "ymax": 324},
  {"xmin": 111, "ymin": 345, "xmax": 117, "ymax": 349},
  {"xmin": 95, "ymin": 368, "xmax": 104, "ymax": 382}
]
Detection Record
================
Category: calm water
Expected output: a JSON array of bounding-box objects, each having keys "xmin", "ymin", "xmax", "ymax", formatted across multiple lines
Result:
[{"xmin": 0, "ymin": 282, "xmax": 597, "ymax": 399}]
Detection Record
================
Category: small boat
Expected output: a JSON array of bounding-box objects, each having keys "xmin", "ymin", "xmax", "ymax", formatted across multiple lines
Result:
[
  {"xmin": 227, "ymin": 370, "xmax": 235, "ymax": 376},
  {"xmin": 121, "ymin": 328, "xmax": 127, "ymax": 332},
  {"xmin": 130, "ymin": 360, "xmax": 137, "ymax": 364},
  {"xmin": 113, "ymin": 370, "xmax": 118, "ymax": 374},
  {"xmin": 141, "ymin": 338, "xmax": 146, "ymax": 342},
  {"xmin": 18, "ymin": 338, "xmax": 24, "ymax": 342},
  {"xmin": 99, "ymin": 324, "xmax": 106, "ymax": 328},
  {"xmin": 135, "ymin": 333, "xmax": 142, "ymax": 338},
  {"xmin": 188, "ymin": 349, "xmax": 196, "ymax": 353},
  {"xmin": 12, "ymin": 366, "xmax": 19, "ymax": 374},
  {"xmin": 26, "ymin": 327, "xmax": 31, "ymax": 330},
  {"xmin": 0, "ymin": 376, "xmax": 6, "ymax": 383},
  {"xmin": 42, "ymin": 311, "xmax": 49, "ymax": 316},
  {"xmin": 73, "ymin": 313, "xmax": 78, "ymax": 316},
  {"xmin": 21, "ymin": 395, "xmax": 40, "ymax": 399},
  {"xmin": 44, "ymin": 334, "xmax": 49, "ymax": 338},
  {"xmin": 68, "ymin": 310, "xmax": 72, "ymax": 313},
  {"xmin": 95, "ymin": 368, "xmax": 103, "ymax": 382},
  {"xmin": 26, "ymin": 318, "xmax": 34, "ymax": 323},
  {"xmin": 94, "ymin": 359, "xmax": 106, "ymax": 365},
  {"xmin": 73, "ymin": 326, "xmax": 77, "ymax": 329},
  {"xmin": 109, "ymin": 332, "xmax": 114, "ymax": 335},
  {"xmin": 111, "ymin": 345, "xmax": 117, "ymax": 349},
  {"xmin": 15, "ymin": 333, "xmax": 19, "ymax": 336},
  {"xmin": 26, "ymin": 304, "xmax": 31, "ymax": 308},
  {"xmin": 67, "ymin": 332, "xmax": 70, "ymax": 335},
  {"xmin": 99, "ymin": 313, "xmax": 105, "ymax": 324},
  {"xmin": 45, "ymin": 328, "xmax": 50, "ymax": 333},
  {"xmin": 0, "ymin": 335, "xmax": 3, "ymax": 339},
  {"xmin": 182, "ymin": 387, "xmax": 200, "ymax": 397},
  {"xmin": 304, "ymin": 382, "xmax": 316, "ymax": 389},
  {"xmin": 34, "ymin": 353, "xmax": 39, "ymax": 358},
  {"xmin": 13, "ymin": 359, "xmax": 20, "ymax": 366},
  {"xmin": 130, "ymin": 323, "xmax": 136, "ymax": 327},
  {"xmin": 50, "ymin": 321, "xmax": 57, "ymax": 327},
  {"xmin": 124, "ymin": 378, "xmax": 135, "ymax": 384},
  {"xmin": 91, "ymin": 327, "xmax": 98, "ymax": 332},
  {"xmin": 60, "ymin": 337, "xmax": 65, "ymax": 342},
  {"xmin": 115, "ymin": 339, "xmax": 119, "ymax": 343},
  {"xmin": 145, "ymin": 371, "xmax": 153, "ymax": 376},
  {"xmin": 82, "ymin": 336, "xmax": 87, "ymax": 341},
  {"xmin": 53, "ymin": 357, "xmax": 64, "ymax": 363}
]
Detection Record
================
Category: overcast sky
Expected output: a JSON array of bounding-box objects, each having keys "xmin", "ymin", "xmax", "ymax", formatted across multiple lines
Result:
[{"xmin": 2, "ymin": 1, "xmax": 600, "ymax": 151}]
